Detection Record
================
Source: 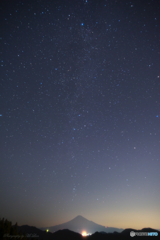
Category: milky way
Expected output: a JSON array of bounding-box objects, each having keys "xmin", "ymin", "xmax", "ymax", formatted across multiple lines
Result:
[{"xmin": 0, "ymin": 0, "xmax": 160, "ymax": 229}]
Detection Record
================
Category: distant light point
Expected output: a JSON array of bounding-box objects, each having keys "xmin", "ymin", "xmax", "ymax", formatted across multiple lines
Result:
[
  {"xmin": 82, "ymin": 231, "xmax": 91, "ymax": 236},
  {"xmin": 81, "ymin": 23, "xmax": 84, "ymax": 26},
  {"xmin": 82, "ymin": 231, "xmax": 87, "ymax": 236}
]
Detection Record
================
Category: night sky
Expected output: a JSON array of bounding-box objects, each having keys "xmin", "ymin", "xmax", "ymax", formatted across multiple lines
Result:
[{"xmin": 0, "ymin": 0, "xmax": 160, "ymax": 230}]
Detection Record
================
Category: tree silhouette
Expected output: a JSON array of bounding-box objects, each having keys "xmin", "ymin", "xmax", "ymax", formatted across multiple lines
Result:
[{"xmin": 0, "ymin": 218, "xmax": 27, "ymax": 240}]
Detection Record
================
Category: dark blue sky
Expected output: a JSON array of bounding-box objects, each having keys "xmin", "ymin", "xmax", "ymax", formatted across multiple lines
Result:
[{"xmin": 0, "ymin": 0, "xmax": 160, "ymax": 229}]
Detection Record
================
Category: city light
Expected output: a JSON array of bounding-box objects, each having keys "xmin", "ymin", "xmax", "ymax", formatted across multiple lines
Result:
[
  {"xmin": 81, "ymin": 231, "xmax": 92, "ymax": 236},
  {"xmin": 82, "ymin": 231, "xmax": 87, "ymax": 236}
]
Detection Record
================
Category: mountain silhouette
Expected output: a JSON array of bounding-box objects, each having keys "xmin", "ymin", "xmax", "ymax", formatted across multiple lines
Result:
[
  {"xmin": 53, "ymin": 229, "xmax": 83, "ymax": 240},
  {"xmin": 40, "ymin": 215, "xmax": 123, "ymax": 234},
  {"xmin": 17, "ymin": 225, "xmax": 83, "ymax": 240},
  {"xmin": 15, "ymin": 222, "xmax": 160, "ymax": 240},
  {"xmin": 17, "ymin": 225, "xmax": 54, "ymax": 240},
  {"xmin": 2, "ymin": 217, "xmax": 160, "ymax": 240}
]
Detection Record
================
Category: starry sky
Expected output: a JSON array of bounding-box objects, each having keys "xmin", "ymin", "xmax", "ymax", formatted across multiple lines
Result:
[{"xmin": 0, "ymin": 0, "xmax": 160, "ymax": 230}]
